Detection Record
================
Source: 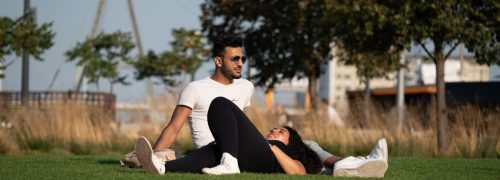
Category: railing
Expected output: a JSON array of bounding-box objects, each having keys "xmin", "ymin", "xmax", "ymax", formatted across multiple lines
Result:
[{"xmin": 0, "ymin": 91, "xmax": 116, "ymax": 118}]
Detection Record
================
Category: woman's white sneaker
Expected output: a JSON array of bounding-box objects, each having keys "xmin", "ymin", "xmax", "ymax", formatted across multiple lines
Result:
[{"xmin": 202, "ymin": 152, "xmax": 240, "ymax": 175}]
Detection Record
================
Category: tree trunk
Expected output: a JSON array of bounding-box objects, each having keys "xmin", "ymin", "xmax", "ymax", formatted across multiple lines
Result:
[
  {"xmin": 307, "ymin": 75, "xmax": 318, "ymax": 110},
  {"xmin": 109, "ymin": 81, "xmax": 114, "ymax": 93},
  {"xmin": 364, "ymin": 76, "xmax": 371, "ymax": 128},
  {"xmin": 364, "ymin": 77, "xmax": 371, "ymax": 105},
  {"xmin": 435, "ymin": 50, "xmax": 448, "ymax": 154}
]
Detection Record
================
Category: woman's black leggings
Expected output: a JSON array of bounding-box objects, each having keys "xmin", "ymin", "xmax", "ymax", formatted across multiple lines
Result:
[{"xmin": 164, "ymin": 97, "xmax": 278, "ymax": 173}]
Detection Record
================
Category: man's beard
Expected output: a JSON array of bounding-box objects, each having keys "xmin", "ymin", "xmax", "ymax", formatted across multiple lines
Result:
[{"xmin": 221, "ymin": 64, "xmax": 241, "ymax": 80}]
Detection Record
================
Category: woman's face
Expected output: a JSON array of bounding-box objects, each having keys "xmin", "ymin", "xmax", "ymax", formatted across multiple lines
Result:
[{"xmin": 265, "ymin": 127, "xmax": 290, "ymax": 145}]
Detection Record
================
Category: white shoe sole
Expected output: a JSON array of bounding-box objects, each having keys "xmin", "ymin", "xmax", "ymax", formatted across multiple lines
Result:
[
  {"xmin": 201, "ymin": 167, "xmax": 240, "ymax": 175},
  {"xmin": 333, "ymin": 160, "xmax": 388, "ymax": 178},
  {"xmin": 135, "ymin": 137, "xmax": 161, "ymax": 174}
]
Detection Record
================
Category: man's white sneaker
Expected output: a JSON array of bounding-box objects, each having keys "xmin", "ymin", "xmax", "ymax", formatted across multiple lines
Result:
[
  {"xmin": 333, "ymin": 156, "xmax": 388, "ymax": 178},
  {"xmin": 202, "ymin": 152, "xmax": 240, "ymax": 175},
  {"xmin": 135, "ymin": 136, "xmax": 166, "ymax": 174}
]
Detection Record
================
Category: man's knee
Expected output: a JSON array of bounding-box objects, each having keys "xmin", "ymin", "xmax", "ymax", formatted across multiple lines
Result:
[
  {"xmin": 212, "ymin": 97, "xmax": 231, "ymax": 105},
  {"xmin": 208, "ymin": 97, "xmax": 231, "ymax": 114}
]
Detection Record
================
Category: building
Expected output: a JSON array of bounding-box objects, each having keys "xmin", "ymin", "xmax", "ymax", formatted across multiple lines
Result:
[
  {"xmin": 267, "ymin": 46, "xmax": 490, "ymax": 112},
  {"xmin": 319, "ymin": 48, "xmax": 490, "ymax": 111},
  {"xmin": 490, "ymin": 65, "xmax": 500, "ymax": 81},
  {"xmin": 318, "ymin": 47, "xmax": 396, "ymax": 110}
]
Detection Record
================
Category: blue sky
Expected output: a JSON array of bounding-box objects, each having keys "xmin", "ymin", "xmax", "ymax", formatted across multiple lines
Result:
[{"xmin": 0, "ymin": 0, "xmax": 210, "ymax": 102}]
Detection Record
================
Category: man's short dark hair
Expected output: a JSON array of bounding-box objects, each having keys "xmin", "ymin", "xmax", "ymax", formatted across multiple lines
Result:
[{"xmin": 212, "ymin": 34, "xmax": 243, "ymax": 57}]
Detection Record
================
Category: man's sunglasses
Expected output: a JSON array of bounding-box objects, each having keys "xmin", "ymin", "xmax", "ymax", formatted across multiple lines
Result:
[{"xmin": 220, "ymin": 55, "xmax": 247, "ymax": 64}]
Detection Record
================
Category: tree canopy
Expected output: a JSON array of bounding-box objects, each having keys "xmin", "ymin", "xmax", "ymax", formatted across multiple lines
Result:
[
  {"xmin": 133, "ymin": 50, "xmax": 181, "ymax": 86},
  {"xmin": 170, "ymin": 28, "xmax": 209, "ymax": 81},
  {"xmin": 201, "ymin": 0, "xmax": 335, "ymax": 109},
  {"xmin": 133, "ymin": 28, "xmax": 208, "ymax": 85},
  {"xmin": 328, "ymin": 0, "xmax": 407, "ymax": 80},
  {"xmin": 0, "ymin": 15, "xmax": 54, "ymax": 78},
  {"xmin": 66, "ymin": 31, "xmax": 135, "ymax": 90}
]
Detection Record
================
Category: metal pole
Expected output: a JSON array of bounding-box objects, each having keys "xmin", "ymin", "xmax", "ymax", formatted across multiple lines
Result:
[
  {"xmin": 397, "ymin": 52, "xmax": 405, "ymax": 131},
  {"xmin": 126, "ymin": 0, "xmax": 154, "ymax": 99},
  {"xmin": 127, "ymin": 0, "xmax": 159, "ymax": 122},
  {"xmin": 74, "ymin": 0, "xmax": 106, "ymax": 92},
  {"xmin": 21, "ymin": 0, "xmax": 31, "ymax": 105}
]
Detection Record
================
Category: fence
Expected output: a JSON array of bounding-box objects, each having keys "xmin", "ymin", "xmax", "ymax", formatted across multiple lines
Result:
[{"xmin": 0, "ymin": 91, "xmax": 116, "ymax": 119}]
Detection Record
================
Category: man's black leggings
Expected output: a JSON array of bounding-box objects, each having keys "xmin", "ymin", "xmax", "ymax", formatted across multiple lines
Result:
[{"xmin": 164, "ymin": 97, "xmax": 278, "ymax": 173}]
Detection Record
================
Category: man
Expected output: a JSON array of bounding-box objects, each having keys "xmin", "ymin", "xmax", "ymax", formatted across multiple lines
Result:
[
  {"xmin": 128, "ymin": 34, "xmax": 388, "ymax": 177},
  {"xmin": 304, "ymin": 138, "xmax": 388, "ymax": 177},
  {"xmin": 152, "ymin": 34, "xmax": 253, "ymax": 151}
]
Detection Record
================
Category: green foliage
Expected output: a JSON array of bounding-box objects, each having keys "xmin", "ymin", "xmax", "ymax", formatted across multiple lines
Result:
[
  {"xmin": 329, "ymin": 1, "xmax": 411, "ymax": 53},
  {"xmin": 133, "ymin": 50, "xmax": 181, "ymax": 86},
  {"xmin": 133, "ymin": 28, "xmax": 208, "ymax": 85},
  {"xmin": 170, "ymin": 28, "xmax": 209, "ymax": 78},
  {"xmin": 66, "ymin": 31, "xmax": 135, "ymax": 87},
  {"xmin": 461, "ymin": 1, "xmax": 500, "ymax": 65},
  {"xmin": 0, "ymin": 17, "xmax": 15, "ymax": 59},
  {"xmin": 202, "ymin": 0, "xmax": 333, "ymax": 85},
  {"xmin": 0, "ymin": 15, "xmax": 54, "ymax": 78},
  {"xmin": 201, "ymin": 0, "xmax": 335, "ymax": 108},
  {"xmin": 328, "ymin": 0, "xmax": 408, "ymax": 81},
  {"xmin": 406, "ymin": 0, "xmax": 499, "ymax": 64}
]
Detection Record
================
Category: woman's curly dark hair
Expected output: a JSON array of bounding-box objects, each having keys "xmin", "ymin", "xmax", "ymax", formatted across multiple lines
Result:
[{"xmin": 284, "ymin": 126, "xmax": 322, "ymax": 174}]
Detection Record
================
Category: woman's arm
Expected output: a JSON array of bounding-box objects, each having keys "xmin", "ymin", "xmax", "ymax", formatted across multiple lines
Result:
[{"xmin": 270, "ymin": 145, "xmax": 306, "ymax": 175}]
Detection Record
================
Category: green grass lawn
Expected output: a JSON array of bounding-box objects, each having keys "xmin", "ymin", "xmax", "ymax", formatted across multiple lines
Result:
[{"xmin": 0, "ymin": 155, "xmax": 498, "ymax": 179}]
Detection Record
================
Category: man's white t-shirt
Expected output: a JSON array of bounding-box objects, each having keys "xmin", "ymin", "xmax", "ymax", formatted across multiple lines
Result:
[{"xmin": 177, "ymin": 77, "xmax": 254, "ymax": 148}]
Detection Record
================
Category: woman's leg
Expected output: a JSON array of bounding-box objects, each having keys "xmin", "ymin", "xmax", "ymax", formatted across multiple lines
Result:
[
  {"xmin": 164, "ymin": 143, "xmax": 220, "ymax": 173},
  {"xmin": 207, "ymin": 97, "xmax": 277, "ymax": 173}
]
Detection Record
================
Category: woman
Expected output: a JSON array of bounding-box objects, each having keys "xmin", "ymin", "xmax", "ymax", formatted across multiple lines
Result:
[{"xmin": 135, "ymin": 97, "xmax": 322, "ymax": 175}]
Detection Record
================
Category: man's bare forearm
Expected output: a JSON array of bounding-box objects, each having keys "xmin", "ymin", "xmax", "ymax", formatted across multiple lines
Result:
[{"xmin": 152, "ymin": 105, "xmax": 191, "ymax": 151}]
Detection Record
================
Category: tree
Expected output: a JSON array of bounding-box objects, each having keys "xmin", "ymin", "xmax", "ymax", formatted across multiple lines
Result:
[
  {"xmin": 0, "ymin": 15, "xmax": 54, "ymax": 78},
  {"xmin": 133, "ymin": 50, "xmax": 181, "ymax": 86},
  {"xmin": 329, "ymin": 0, "xmax": 409, "ymax": 84},
  {"xmin": 132, "ymin": 28, "xmax": 208, "ymax": 85},
  {"xmin": 328, "ymin": 0, "xmax": 406, "ymax": 124},
  {"xmin": 329, "ymin": 0, "xmax": 500, "ymax": 153},
  {"xmin": 410, "ymin": 0, "xmax": 499, "ymax": 153},
  {"xmin": 201, "ymin": 0, "xmax": 334, "ymax": 109},
  {"xmin": 170, "ymin": 28, "xmax": 209, "ymax": 81},
  {"xmin": 66, "ymin": 31, "xmax": 135, "ymax": 93}
]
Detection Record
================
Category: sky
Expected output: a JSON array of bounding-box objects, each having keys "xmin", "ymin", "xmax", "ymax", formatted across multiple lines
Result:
[{"xmin": 0, "ymin": 0, "xmax": 211, "ymax": 103}]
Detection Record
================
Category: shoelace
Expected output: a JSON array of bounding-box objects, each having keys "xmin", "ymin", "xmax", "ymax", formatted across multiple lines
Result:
[
  {"xmin": 154, "ymin": 155, "xmax": 166, "ymax": 165},
  {"xmin": 355, "ymin": 153, "xmax": 376, "ymax": 160}
]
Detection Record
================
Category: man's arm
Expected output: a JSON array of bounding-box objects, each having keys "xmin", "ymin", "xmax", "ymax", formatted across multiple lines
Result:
[
  {"xmin": 152, "ymin": 105, "xmax": 192, "ymax": 151},
  {"xmin": 303, "ymin": 140, "xmax": 339, "ymax": 168}
]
